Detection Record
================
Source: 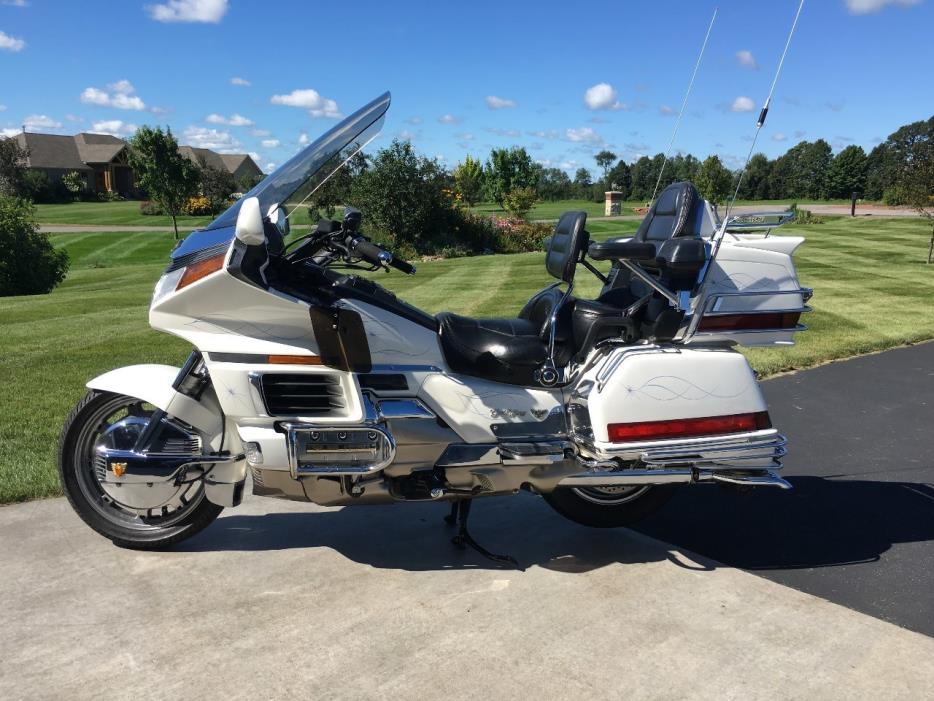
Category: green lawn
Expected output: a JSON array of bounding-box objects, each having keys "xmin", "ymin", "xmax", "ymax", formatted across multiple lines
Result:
[
  {"xmin": 35, "ymin": 201, "xmax": 213, "ymax": 229},
  {"xmin": 2, "ymin": 216, "xmax": 934, "ymax": 504}
]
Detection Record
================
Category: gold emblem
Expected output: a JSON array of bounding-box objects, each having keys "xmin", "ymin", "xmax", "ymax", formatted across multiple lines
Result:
[{"xmin": 110, "ymin": 462, "xmax": 127, "ymax": 477}]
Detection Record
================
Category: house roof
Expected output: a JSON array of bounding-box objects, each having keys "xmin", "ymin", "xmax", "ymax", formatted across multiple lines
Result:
[
  {"xmin": 15, "ymin": 132, "xmax": 91, "ymax": 171},
  {"xmin": 74, "ymin": 133, "xmax": 126, "ymax": 164},
  {"xmin": 180, "ymin": 146, "xmax": 261, "ymax": 177}
]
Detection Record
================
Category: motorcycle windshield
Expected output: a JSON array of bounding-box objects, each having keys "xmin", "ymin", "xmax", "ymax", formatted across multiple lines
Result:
[{"xmin": 203, "ymin": 91, "xmax": 390, "ymax": 231}]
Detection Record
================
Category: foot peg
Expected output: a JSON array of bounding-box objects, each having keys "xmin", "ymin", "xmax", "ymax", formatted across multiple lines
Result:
[{"xmin": 444, "ymin": 499, "xmax": 520, "ymax": 568}]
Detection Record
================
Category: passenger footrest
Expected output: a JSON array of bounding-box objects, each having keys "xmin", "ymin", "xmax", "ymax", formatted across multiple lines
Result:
[{"xmin": 498, "ymin": 441, "xmax": 572, "ymax": 465}]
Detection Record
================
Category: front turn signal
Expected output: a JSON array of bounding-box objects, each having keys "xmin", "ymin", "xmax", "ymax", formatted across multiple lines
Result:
[{"xmin": 176, "ymin": 252, "xmax": 226, "ymax": 290}]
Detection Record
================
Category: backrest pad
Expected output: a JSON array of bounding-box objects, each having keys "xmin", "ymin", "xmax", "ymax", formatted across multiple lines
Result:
[{"xmin": 545, "ymin": 210, "xmax": 588, "ymax": 283}]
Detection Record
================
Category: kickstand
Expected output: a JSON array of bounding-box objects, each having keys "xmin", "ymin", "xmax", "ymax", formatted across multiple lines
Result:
[{"xmin": 444, "ymin": 499, "xmax": 519, "ymax": 568}]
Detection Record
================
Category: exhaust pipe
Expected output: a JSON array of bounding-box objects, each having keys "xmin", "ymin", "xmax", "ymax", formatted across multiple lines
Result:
[{"xmin": 558, "ymin": 468, "xmax": 791, "ymax": 490}]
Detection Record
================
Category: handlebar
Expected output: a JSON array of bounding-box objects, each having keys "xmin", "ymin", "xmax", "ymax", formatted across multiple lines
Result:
[{"xmin": 346, "ymin": 236, "xmax": 416, "ymax": 275}]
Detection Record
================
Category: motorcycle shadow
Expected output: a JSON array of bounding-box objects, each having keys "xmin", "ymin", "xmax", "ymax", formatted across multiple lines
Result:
[
  {"xmin": 181, "ymin": 476, "xmax": 934, "ymax": 573},
  {"xmin": 634, "ymin": 475, "xmax": 934, "ymax": 571},
  {"xmin": 181, "ymin": 492, "xmax": 680, "ymax": 573}
]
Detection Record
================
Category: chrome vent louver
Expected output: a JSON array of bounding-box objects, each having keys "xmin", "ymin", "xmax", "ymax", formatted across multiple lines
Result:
[{"xmin": 260, "ymin": 373, "xmax": 346, "ymax": 416}]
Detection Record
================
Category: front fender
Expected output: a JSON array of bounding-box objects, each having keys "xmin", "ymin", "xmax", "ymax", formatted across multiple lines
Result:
[{"xmin": 87, "ymin": 364, "xmax": 221, "ymax": 438}]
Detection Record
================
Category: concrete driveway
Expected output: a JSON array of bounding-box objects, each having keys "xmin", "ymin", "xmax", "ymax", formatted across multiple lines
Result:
[{"xmin": 2, "ymin": 344, "xmax": 934, "ymax": 699}]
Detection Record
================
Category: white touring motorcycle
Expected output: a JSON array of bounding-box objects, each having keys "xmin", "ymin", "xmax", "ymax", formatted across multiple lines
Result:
[{"xmin": 59, "ymin": 93, "xmax": 811, "ymax": 563}]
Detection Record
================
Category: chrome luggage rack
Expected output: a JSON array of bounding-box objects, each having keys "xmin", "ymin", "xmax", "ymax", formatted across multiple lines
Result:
[{"xmin": 682, "ymin": 287, "xmax": 813, "ymax": 342}]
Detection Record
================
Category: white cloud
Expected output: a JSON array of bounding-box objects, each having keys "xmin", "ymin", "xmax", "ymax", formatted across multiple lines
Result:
[
  {"xmin": 182, "ymin": 125, "xmax": 241, "ymax": 151},
  {"xmin": 270, "ymin": 88, "xmax": 341, "ymax": 118},
  {"xmin": 396, "ymin": 129, "xmax": 418, "ymax": 141},
  {"xmin": 260, "ymin": 138, "xmax": 280, "ymax": 148},
  {"xmin": 485, "ymin": 95, "xmax": 517, "ymax": 109},
  {"xmin": 0, "ymin": 104, "xmax": 5, "ymax": 111},
  {"xmin": 455, "ymin": 132, "xmax": 475, "ymax": 141},
  {"xmin": 736, "ymin": 50, "xmax": 758, "ymax": 69},
  {"xmin": 81, "ymin": 82, "xmax": 146, "ymax": 110},
  {"xmin": 845, "ymin": 0, "xmax": 921, "ymax": 14},
  {"xmin": 146, "ymin": 0, "xmax": 228, "ymax": 23},
  {"xmin": 24, "ymin": 114, "xmax": 62, "ymax": 131},
  {"xmin": 247, "ymin": 151, "xmax": 260, "ymax": 161},
  {"xmin": 584, "ymin": 83, "xmax": 625, "ymax": 111},
  {"xmin": 90, "ymin": 120, "xmax": 138, "ymax": 136},
  {"xmin": 250, "ymin": 128, "xmax": 270, "ymax": 137},
  {"xmin": 566, "ymin": 127, "xmax": 602, "ymax": 143},
  {"xmin": 405, "ymin": 116, "xmax": 422, "ymax": 125},
  {"xmin": 298, "ymin": 132, "xmax": 309, "ymax": 146},
  {"xmin": 731, "ymin": 96, "xmax": 756, "ymax": 112},
  {"xmin": 2, "ymin": 1, "xmax": 30, "ymax": 6},
  {"xmin": 230, "ymin": 76, "xmax": 250, "ymax": 86},
  {"xmin": 0, "ymin": 30, "xmax": 26, "ymax": 52},
  {"xmin": 1, "ymin": 127, "xmax": 20, "ymax": 138},
  {"xmin": 485, "ymin": 127, "xmax": 521, "ymax": 138},
  {"xmin": 438, "ymin": 114, "xmax": 460, "ymax": 124},
  {"xmin": 264, "ymin": 162, "xmax": 276, "ymax": 173},
  {"xmin": 205, "ymin": 113, "xmax": 253, "ymax": 126},
  {"xmin": 527, "ymin": 129, "xmax": 559, "ymax": 140},
  {"xmin": 659, "ymin": 105, "xmax": 675, "ymax": 116},
  {"xmin": 772, "ymin": 132, "xmax": 788, "ymax": 142}
]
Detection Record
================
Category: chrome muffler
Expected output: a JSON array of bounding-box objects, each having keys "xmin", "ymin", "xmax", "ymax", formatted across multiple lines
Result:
[{"xmin": 558, "ymin": 467, "xmax": 791, "ymax": 489}]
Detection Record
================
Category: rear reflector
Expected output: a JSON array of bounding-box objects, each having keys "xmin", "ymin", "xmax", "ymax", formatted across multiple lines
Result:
[
  {"xmin": 607, "ymin": 411, "xmax": 772, "ymax": 442},
  {"xmin": 176, "ymin": 252, "xmax": 226, "ymax": 290},
  {"xmin": 267, "ymin": 355, "xmax": 323, "ymax": 365},
  {"xmin": 698, "ymin": 312, "xmax": 801, "ymax": 332}
]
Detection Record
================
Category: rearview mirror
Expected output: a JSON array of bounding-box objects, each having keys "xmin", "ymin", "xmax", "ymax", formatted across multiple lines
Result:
[{"xmin": 235, "ymin": 196, "xmax": 265, "ymax": 245}]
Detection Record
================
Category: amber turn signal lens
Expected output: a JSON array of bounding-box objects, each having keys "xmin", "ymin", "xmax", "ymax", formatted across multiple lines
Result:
[
  {"xmin": 267, "ymin": 355, "xmax": 323, "ymax": 365},
  {"xmin": 176, "ymin": 253, "xmax": 226, "ymax": 290}
]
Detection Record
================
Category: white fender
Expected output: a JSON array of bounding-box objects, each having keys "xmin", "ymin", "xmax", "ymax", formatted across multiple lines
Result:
[{"xmin": 86, "ymin": 364, "xmax": 221, "ymax": 437}]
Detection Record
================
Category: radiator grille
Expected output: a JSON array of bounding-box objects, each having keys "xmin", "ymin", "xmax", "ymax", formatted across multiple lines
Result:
[{"xmin": 260, "ymin": 373, "xmax": 345, "ymax": 416}]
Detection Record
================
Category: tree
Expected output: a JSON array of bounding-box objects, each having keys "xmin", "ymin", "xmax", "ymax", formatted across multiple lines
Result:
[
  {"xmin": 0, "ymin": 195, "xmax": 69, "ymax": 296},
  {"xmin": 238, "ymin": 173, "xmax": 265, "ymax": 192},
  {"xmin": 62, "ymin": 171, "xmax": 86, "ymax": 201},
  {"xmin": 890, "ymin": 118, "xmax": 934, "ymax": 261},
  {"xmin": 484, "ymin": 147, "xmax": 537, "ymax": 207},
  {"xmin": 453, "ymin": 155, "xmax": 484, "ymax": 207},
  {"xmin": 696, "ymin": 155, "xmax": 733, "ymax": 204},
  {"xmin": 826, "ymin": 145, "xmax": 868, "ymax": 199},
  {"xmin": 196, "ymin": 159, "xmax": 237, "ymax": 215},
  {"xmin": 129, "ymin": 126, "xmax": 200, "ymax": 239},
  {"xmin": 573, "ymin": 168, "xmax": 592, "ymax": 199},
  {"xmin": 737, "ymin": 153, "xmax": 772, "ymax": 200},
  {"xmin": 349, "ymin": 139, "xmax": 451, "ymax": 250},
  {"xmin": 607, "ymin": 160, "xmax": 631, "ymax": 199},
  {"xmin": 502, "ymin": 186, "xmax": 538, "ymax": 219},
  {"xmin": 594, "ymin": 150, "xmax": 617, "ymax": 184},
  {"xmin": 0, "ymin": 136, "xmax": 29, "ymax": 198},
  {"xmin": 305, "ymin": 151, "xmax": 367, "ymax": 220},
  {"xmin": 537, "ymin": 167, "xmax": 573, "ymax": 201}
]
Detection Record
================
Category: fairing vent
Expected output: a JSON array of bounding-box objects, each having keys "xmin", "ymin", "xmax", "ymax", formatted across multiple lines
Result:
[{"xmin": 260, "ymin": 373, "xmax": 346, "ymax": 416}]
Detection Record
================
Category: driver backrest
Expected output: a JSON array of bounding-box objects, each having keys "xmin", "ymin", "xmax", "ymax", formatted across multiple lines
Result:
[
  {"xmin": 632, "ymin": 181, "xmax": 701, "ymax": 252},
  {"xmin": 545, "ymin": 211, "xmax": 588, "ymax": 283}
]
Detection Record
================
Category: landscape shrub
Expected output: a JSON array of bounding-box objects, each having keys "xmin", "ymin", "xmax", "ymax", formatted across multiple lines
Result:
[
  {"xmin": 21, "ymin": 170, "xmax": 68, "ymax": 204},
  {"xmin": 788, "ymin": 203, "xmax": 824, "ymax": 225},
  {"xmin": 183, "ymin": 196, "xmax": 212, "ymax": 216},
  {"xmin": 96, "ymin": 190, "xmax": 124, "ymax": 202},
  {"xmin": 490, "ymin": 217, "xmax": 551, "ymax": 253},
  {"xmin": 139, "ymin": 200, "xmax": 165, "ymax": 216},
  {"xmin": 502, "ymin": 186, "xmax": 538, "ymax": 219},
  {"xmin": 0, "ymin": 195, "xmax": 69, "ymax": 296},
  {"xmin": 62, "ymin": 171, "xmax": 87, "ymax": 201}
]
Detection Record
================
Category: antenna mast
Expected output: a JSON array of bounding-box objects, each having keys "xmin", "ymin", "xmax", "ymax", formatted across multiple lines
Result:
[
  {"xmin": 649, "ymin": 6, "xmax": 719, "ymax": 204},
  {"xmin": 724, "ymin": 0, "xmax": 806, "ymax": 221}
]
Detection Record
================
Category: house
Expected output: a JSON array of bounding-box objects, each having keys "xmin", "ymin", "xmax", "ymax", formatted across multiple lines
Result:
[{"xmin": 13, "ymin": 131, "xmax": 261, "ymax": 197}]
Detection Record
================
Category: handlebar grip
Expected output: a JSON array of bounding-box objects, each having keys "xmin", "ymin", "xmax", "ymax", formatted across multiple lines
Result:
[
  {"xmin": 389, "ymin": 257, "xmax": 416, "ymax": 275},
  {"xmin": 349, "ymin": 238, "xmax": 388, "ymax": 266}
]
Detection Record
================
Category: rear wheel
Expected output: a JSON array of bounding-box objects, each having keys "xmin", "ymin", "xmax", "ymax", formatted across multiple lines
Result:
[
  {"xmin": 544, "ymin": 484, "xmax": 677, "ymax": 528},
  {"xmin": 58, "ymin": 390, "xmax": 223, "ymax": 549}
]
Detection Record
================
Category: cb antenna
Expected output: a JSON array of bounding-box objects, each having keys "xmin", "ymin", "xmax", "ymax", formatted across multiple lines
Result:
[
  {"xmin": 724, "ymin": 0, "xmax": 806, "ymax": 221},
  {"xmin": 649, "ymin": 6, "xmax": 719, "ymax": 204}
]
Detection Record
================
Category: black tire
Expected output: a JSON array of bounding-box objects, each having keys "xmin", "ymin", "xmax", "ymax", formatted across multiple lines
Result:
[
  {"xmin": 544, "ymin": 484, "xmax": 677, "ymax": 528},
  {"xmin": 58, "ymin": 390, "xmax": 223, "ymax": 549}
]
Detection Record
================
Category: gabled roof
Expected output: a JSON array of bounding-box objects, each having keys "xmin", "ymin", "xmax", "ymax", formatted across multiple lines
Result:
[
  {"xmin": 180, "ymin": 146, "xmax": 261, "ymax": 177},
  {"xmin": 15, "ymin": 132, "xmax": 91, "ymax": 171},
  {"xmin": 74, "ymin": 133, "xmax": 126, "ymax": 164}
]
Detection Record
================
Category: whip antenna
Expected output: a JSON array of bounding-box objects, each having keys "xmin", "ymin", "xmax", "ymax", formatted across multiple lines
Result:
[
  {"xmin": 649, "ymin": 6, "xmax": 718, "ymax": 204},
  {"xmin": 724, "ymin": 0, "xmax": 805, "ymax": 221}
]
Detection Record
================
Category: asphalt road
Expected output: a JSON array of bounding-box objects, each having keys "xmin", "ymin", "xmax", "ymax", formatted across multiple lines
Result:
[{"xmin": 636, "ymin": 341, "xmax": 934, "ymax": 636}]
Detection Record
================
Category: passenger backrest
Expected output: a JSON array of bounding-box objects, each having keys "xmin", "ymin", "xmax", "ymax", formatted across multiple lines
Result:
[
  {"xmin": 545, "ymin": 211, "xmax": 588, "ymax": 283},
  {"xmin": 632, "ymin": 181, "xmax": 701, "ymax": 251}
]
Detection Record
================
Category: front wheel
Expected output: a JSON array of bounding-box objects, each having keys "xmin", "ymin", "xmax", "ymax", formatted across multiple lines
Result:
[
  {"xmin": 543, "ymin": 484, "xmax": 677, "ymax": 528},
  {"xmin": 58, "ymin": 390, "xmax": 223, "ymax": 549}
]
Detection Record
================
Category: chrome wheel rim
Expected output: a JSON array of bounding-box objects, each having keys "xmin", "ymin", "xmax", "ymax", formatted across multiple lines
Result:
[
  {"xmin": 572, "ymin": 485, "xmax": 651, "ymax": 505},
  {"xmin": 73, "ymin": 395, "xmax": 205, "ymax": 529}
]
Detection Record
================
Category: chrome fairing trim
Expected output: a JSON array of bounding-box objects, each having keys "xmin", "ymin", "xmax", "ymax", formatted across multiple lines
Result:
[
  {"xmin": 377, "ymin": 398, "xmax": 435, "ymax": 420},
  {"xmin": 281, "ymin": 422, "xmax": 396, "ymax": 477}
]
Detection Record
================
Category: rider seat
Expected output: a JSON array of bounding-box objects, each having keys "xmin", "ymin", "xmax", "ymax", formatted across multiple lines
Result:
[{"xmin": 437, "ymin": 211, "xmax": 587, "ymax": 386}]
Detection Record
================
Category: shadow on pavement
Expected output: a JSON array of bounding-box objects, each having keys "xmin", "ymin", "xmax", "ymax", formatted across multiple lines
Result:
[{"xmin": 179, "ymin": 477, "xmax": 934, "ymax": 575}]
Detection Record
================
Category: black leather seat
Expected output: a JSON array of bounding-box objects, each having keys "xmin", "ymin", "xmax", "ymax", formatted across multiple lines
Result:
[{"xmin": 437, "ymin": 211, "xmax": 587, "ymax": 386}]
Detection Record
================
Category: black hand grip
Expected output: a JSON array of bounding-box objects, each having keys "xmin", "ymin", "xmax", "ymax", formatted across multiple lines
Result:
[
  {"xmin": 349, "ymin": 237, "xmax": 386, "ymax": 266},
  {"xmin": 389, "ymin": 257, "xmax": 416, "ymax": 275}
]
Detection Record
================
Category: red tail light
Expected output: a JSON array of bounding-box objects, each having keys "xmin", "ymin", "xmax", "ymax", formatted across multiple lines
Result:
[
  {"xmin": 698, "ymin": 312, "xmax": 801, "ymax": 332},
  {"xmin": 607, "ymin": 411, "xmax": 771, "ymax": 442}
]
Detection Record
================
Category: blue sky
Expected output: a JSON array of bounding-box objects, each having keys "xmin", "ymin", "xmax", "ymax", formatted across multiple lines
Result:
[{"xmin": 1, "ymin": 0, "xmax": 933, "ymax": 176}]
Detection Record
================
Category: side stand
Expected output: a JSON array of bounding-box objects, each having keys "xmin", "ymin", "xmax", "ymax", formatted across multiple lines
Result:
[{"xmin": 444, "ymin": 499, "xmax": 519, "ymax": 568}]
